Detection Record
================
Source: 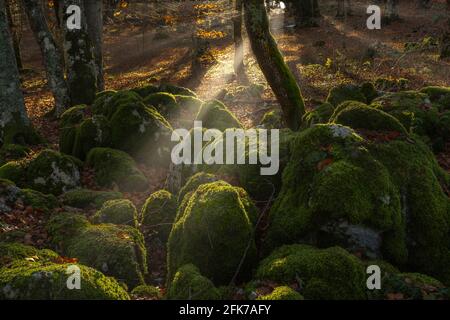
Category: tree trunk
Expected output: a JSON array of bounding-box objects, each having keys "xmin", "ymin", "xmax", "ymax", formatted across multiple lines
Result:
[
  {"xmin": 441, "ymin": 11, "xmax": 450, "ymax": 59},
  {"xmin": 5, "ymin": 0, "xmax": 22, "ymax": 70},
  {"xmin": 22, "ymin": 0, "xmax": 70, "ymax": 117},
  {"xmin": 385, "ymin": 0, "xmax": 399, "ymax": 22},
  {"xmin": 336, "ymin": 0, "xmax": 352, "ymax": 18},
  {"xmin": 84, "ymin": 0, "xmax": 104, "ymax": 91},
  {"xmin": 244, "ymin": 0, "xmax": 305, "ymax": 131},
  {"xmin": 292, "ymin": 0, "xmax": 321, "ymax": 27},
  {"xmin": 233, "ymin": 0, "xmax": 246, "ymax": 81},
  {"xmin": 61, "ymin": 0, "xmax": 97, "ymax": 106},
  {"xmin": 0, "ymin": 0, "xmax": 38, "ymax": 146}
]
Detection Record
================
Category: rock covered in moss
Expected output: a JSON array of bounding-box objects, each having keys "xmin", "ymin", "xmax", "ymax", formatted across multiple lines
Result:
[
  {"xmin": 266, "ymin": 123, "xmax": 450, "ymax": 284},
  {"xmin": 72, "ymin": 115, "xmax": 112, "ymax": 160},
  {"xmin": 0, "ymin": 242, "xmax": 58, "ymax": 267},
  {"xmin": 93, "ymin": 199, "xmax": 139, "ymax": 227},
  {"xmin": 375, "ymin": 78, "xmax": 409, "ymax": 92},
  {"xmin": 168, "ymin": 181, "xmax": 257, "ymax": 285},
  {"xmin": 86, "ymin": 148, "xmax": 148, "ymax": 192},
  {"xmin": 143, "ymin": 92, "xmax": 180, "ymax": 119},
  {"xmin": 60, "ymin": 105, "xmax": 88, "ymax": 129},
  {"xmin": 167, "ymin": 264, "xmax": 220, "ymax": 300},
  {"xmin": 196, "ymin": 100, "xmax": 242, "ymax": 131},
  {"xmin": 256, "ymin": 245, "xmax": 366, "ymax": 300},
  {"xmin": 175, "ymin": 95, "xmax": 203, "ymax": 114},
  {"xmin": 330, "ymin": 102, "xmax": 408, "ymax": 134},
  {"xmin": 420, "ymin": 86, "xmax": 450, "ymax": 111},
  {"xmin": 91, "ymin": 90, "xmax": 117, "ymax": 115},
  {"xmin": 256, "ymin": 286, "xmax": 303, "ymax": 300},
  {"xmin": 61, "ymin": 188, "xmax": 123, "ymax": 209},
  {"xmin": 47, "ymin": 212, "xmax": 147, "ymax": 287},
  {"xmin": 0, "ymin": 144, "xmax": 30, "ymax": 166},
  {"xmin": 141, "ymin": 190, "xmax": 177, "ymax": 241},
  {"xmin": 260, "ymin": 110, "xmax": 284, "ymax": 129},
  {"xmin": 326, "ymin": 84, "xmax": 368, "ymax": 107},
  {"xmin": 0, "ymin": 149, "xmax": 81, "ymax": 195},
  {"xmin": 177, "ymin": 172, "xmax": 219, "ymax": 204},
  {"xmin": 131, "ymin": 285, "xmax": 161, "ymax": 299},
  {"xmin": 302, "ymin": 102, "xmax": 334, "ymax": 128}
]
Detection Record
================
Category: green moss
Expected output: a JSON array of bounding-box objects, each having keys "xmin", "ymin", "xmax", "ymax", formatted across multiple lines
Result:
[
  {"xmin": 143, "ymin": 92, "xmax": 180, "ymax": 119},
  {"xmin": 95, "ymin": 90, "xmax": 144, "ymax": 119},
  {"xmin": 20, "ymin": 189, "xmax": 58, "ymax": 214},
  {"xmin": 62, "ymin": 188, "xmax": 123, "ymax": 209},
  {"xmin": 59, "ymin": 126, "xmax": 78, "ymax": 155},
  {"xmin": 0, "ymin": 260, "xmax": 130, "ymax": 300},
  {"xmin": 93, "ymin": 199, "xmax": 138, "ymax": 227},
  {"xmin": 0, "ymin": 144, "xmax": 30, "ymax": 165},
  {"xmin": 131, "ymin": 285, "xmax": 161, "ymax": 299},
  {"xmin": 330, "ymin": 103, "xmax": 408, "ymax": 134},
  {"xmin": 72, "ymin": 115, "xmax": 112, "ymax": 160},
  {"xmin": 60, "ymin": 105, "xmax": 88, "ymax": 128},
  {"xmin": 326, "ymin": 84, "xmax": 367, "ymax": 107},
  {"xmin": 375, "ymin": 78, "xmax": 409, "ymax": 92},
  {"xmin": 360, "ymin": 82, "xmax": 379, "ymax": 103},
  {"xmin": 255, "ymin": 245, "xmax": 366, "ymax": 300},
  {"xmin": 141, "ymin": 190, "xmax": 177, "ymax": 241},
  {"xmin": 178, "ymin": 172, "xmax": 219, "ymax": 203},
  {"xmin": 131, "ymin": 85, "xmax": 160, "ymax": 99},
  {"xmin": 0, "ymin": 111, "xmax": 41, "ymax": 147},
  {"xmin": 158, "ymin": 84, "xmax": 197, "ymax": 97},
  {"xmin": 0, "ymin": 149, "xmax": 81, "ymax": 195},
  {"xmin": 420, "ymin": 86, "xmax": 450, "ymax": 111},
  {"xmin": 260, "ymin": 110, "xmax": 285, "ymax": 129},
  {"xmin": 91, "ymin": 90, "xmax": 117, "ymax": 115},
  {"xmin": 256, "ymin": 286, "xmax": 303, "ymax": 300},
  {"xmin": 48, "ymin": 212, "xmax": 147, "ymax": 287},
  {"xmin": 175, "ymin": 95, "xmax": 204, "ymax": 114},
  {"xmin": 196, "ymin": 100, "xmax": 243, "ymax": 131},
  {"xmin": 167, "ymin": 181, "xmax": 257, "ymax": 285},
  {"xmin": 0, "ymin": 242, "xmax": 58, "ymax": 268},
  {"xmin": 302, "ymin": 102, "xmax": 334, "ymax": 127},
  {"xmin": 109, "ymin": 102, "xmax": 173, "ymax": 166},
  {"xmin": 86, "ymin": 148, "xmax": 148, "ymax": 192},
  {"xmin": 167, "ymin": 264, "xmax": 221, "ymax": 300}
]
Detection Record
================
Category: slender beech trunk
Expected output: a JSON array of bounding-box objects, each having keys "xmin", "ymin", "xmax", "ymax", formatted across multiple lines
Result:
[
  {"xmin": 244, "ymin": 0, "xmax": 305, "ymax": 130},
  {"xmin": 5, "ymin": 0, "xmax": 22, "ymax": 70},
  {"xmin": 233, "ymin": 0, "xmax": 246, "ymax": 80},
  {"xmin": 0, "ymin": 0, "xmax": 37, "ymax": 146},
  {"xmin": 61, "ymin": 0, "xmax": 97, "ymax": 106},
  {"xmin": 22, "ymin": 0, "xmax": 70, "ymax": 116},
  {"xmin": 385, "ymin": 0, "xmax": 399, "ymax": 22},
  {"xmin": 84, "ymin": 0, "xmax": 104, "ymax": 91},
  {"xmin": 441, "ymin": 10, "xmax": 450, "ymax": 59}
]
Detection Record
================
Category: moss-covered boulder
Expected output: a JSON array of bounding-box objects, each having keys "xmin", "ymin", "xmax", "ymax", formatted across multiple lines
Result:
[
  {"xmin": 326, "ymin": 84, "xmax": 368, "ymax": 107},
  {"xmin": 167, "ymin": 264, "xmax": 221, "ymax": 300},
  {"xmin": 375, "ymin": 78, "xmax": 409, "ymax": 92},
  {"xmin": 256, "ymin": 286, "xmax": 304, "ymax": 300},
  {"xmin": 61, "ymin": 188, "xmax": 123, "ymax": 209},
  {"xmin": 420, "ymin": 86, "xmax": 450, "ymax": 111},
  {"xmin": 177, "ymin": 172, "xmax": 219, "ymax": 204},
  {"xmin": 0, "ymin": 144, "xmax": 30, "ymax": 166},
  {"xmin": 302, "ymin": 102, "xmax": 335, "ymax": 128},
  {"xmin": 0, "ymin": 242, "xmax": 58, "ymax": 267},
  {"xmin": 330, "ymin": 102, "xmax": 408, "ymax": 134},
  {"xmin": 93, "ymin": 199, "xmax": 139, "ymax": 227},
  {"xmin": 0, "ymin": 149, "xmax": 81, "ymax": 195},
  {"xmin": 175, "ymin": 95, "xmax": 204, "ymax": 114},
  {"xmin": 167, "ymin": 181, "xmax": 257, "ymax": 285},
  {"xmin": 91, "ymin": 90, "xmax": 117, "ymax": 116},
  {"xmin": 93, "ymin": 90, "xmax": 143, "ymax": 119},
  {"xmin": 260, "ymin": 110, "xmax": 285, "ymax": 129},
  {"xmin": 86, "ymin": 148, "xmax": 148, "ymax": 192},
  {"xmin": 47, "ymin": 212, "xmax": 147, "ymax": 287},
  {"xmin": 131, "ymin": 285, "xmax": 161, "ymax": 299},
  {"xmin": 72, "ymin": 115, "xmax": 112, "ymax": 160},
  {"xmin": 141, "ymin": 190, "xmax": 177, "ymax": 241},
  {"xmin": 143, "ymin": 92, "xmax": 180, "ymax": 119},
  {"xmin": 196, "ymin": 100, "xmax": 242, "ymax": 131},
  {"xmin": 255, "ymin": 245, "xmax": 366, "ymax": 300},
  {"xmin": 266, "ymin": 123, "xmax": 450, "ymax": 284}
]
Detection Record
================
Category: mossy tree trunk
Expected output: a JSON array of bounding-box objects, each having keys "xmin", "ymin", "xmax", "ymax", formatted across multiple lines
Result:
[
  {"xmin": 5, "ymin": 0, "xmax": 22, "ymax": 70},
  {"xmin": 0, "ymin": 0, "xmax": 38, "ymax": 146},
  {"xmin": 243, "ymin": 0, "xmax": 305, "ymax": 131},
  {"xmin": 22, "ymin": 0, "xmax": 70, "ymax": 117},
  {"xmin": 291, "ymin": 0, "xmax": 321, "ymax": 27},
  {"xmin": 61, "ymin": 0, "xmax": 97, "ymax": 106},
  {"xmin": 233, "ymin": 0, "xmax": 246, "ymax": 81},
  {"xmin": 84, "ymin": 0, "xmax": 104, "ymax": 91}
]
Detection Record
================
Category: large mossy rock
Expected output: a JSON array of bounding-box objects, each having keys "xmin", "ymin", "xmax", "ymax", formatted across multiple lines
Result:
[
  {"xmin": 143, "ymin": 92, "xmax": 180, "ymax": 119},
  {"xmin": 93, "ymin": 199, "xmax": 139, "ymax": 227},
  {"xmin": 47, "ymin": 212, "xmax": 147, "ymax": 287},
  {"xmin": 0, "ymin": 149, "xmax": 81, "ymax": 195},
  {"xmin": 141, "ymin": 190, "xmax": 177, "ymax": 241},
  {"xmin": 256, "ymin": 286, "xmax": 304, "ymax": 300},
  {"xmin": 167, "ymin": 181, "xmax": 258, "ymax": 285},
  {"xmin": 167, "ymin": 264, "xmax": 220, "ymax": 300},
  {"xmin": 255, "ymin": 245, "xmax": 366, "ymax": 300},
  {"xmin": 0, "ymin": 242, "xmax": 129, "ymax": 300},
  {"xmin": 326, "ymin": 83, "xmax": 374, "ymax": 107},
  {"xmin": 420, "ymin": 86, "xmax": 450, "ymax": 110},
  {"xmin": 61, "ymin": 188, "xmax": 123, "ymax": 209},
  {"xmin": 195, "ymin": 100, "xmax": 242, "ymax": 131},
  {"xmin": 266, "ymin": 123, "xmax": 450, "ymax": 284},
  {"xmin": 86, "ymin": 148, "xmax": 148, "ymax": 192}
]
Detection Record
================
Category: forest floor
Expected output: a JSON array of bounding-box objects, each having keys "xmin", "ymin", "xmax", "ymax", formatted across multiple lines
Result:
[{"xmin": 8, "ymin": 0, "xmax": 450, "ymax": 294}]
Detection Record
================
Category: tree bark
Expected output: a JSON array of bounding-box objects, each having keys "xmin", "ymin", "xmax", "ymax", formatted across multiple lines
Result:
[
  {"xmin": 22, "ymin": 0, "xmax": 70, "ymax": 116},
  {"xmin": 0, "ymin": 0, "xmax": 37, "ymax": 146},
  {"xmin": 244, "ymin": 0, "xmax": 305, "ymax": 131},
  {"xmin": 441, "ymin": 9, "xmax": 450, "ymax": 59},
  {"xmin": 84, "ymin": 0, "xmax": 104, "ymax": 91},
  {"xmin": 385, "ymin": 0, "xmax": 399, "ymax": 22},
  {"xmin": 61, "ymin": 0, "xmax": 97, "ymax": 106},
  {"xmin": 291, "ymin": 0, "xmax": 321, "ymax": 27},
  {"xmin": 5, "ymin": 0, "xmax": 22, "ymax": 70},
  {"xmin": 233, "ymin": 0, "xmax": 246, "ymax": 80}
]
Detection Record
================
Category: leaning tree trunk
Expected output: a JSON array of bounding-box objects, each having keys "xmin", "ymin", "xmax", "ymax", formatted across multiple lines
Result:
[
  {"xmin": 61, "ymin": 0, "xmax": 97, "ymax": 106},
  {"xmin": 84, "ymin": 0, "xmax": 104, "ymax": 91},
  {"xmin": 0, "ymin": 0, "xmax": 38, "ymax": 146},
  {"xmin": 244, "ymin": 0, "xmax": 305, "ymax": 131},
  {"xmin": 22, "ymin": 0, "xmax": 70, "ymax": 117},
  {"xmin": 233, "ymin": 0, "xmax": 246, "ymax": 80},
  {"xmin": 5, "ymin": 0, "xmax": 22, "ymax": 70}
]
